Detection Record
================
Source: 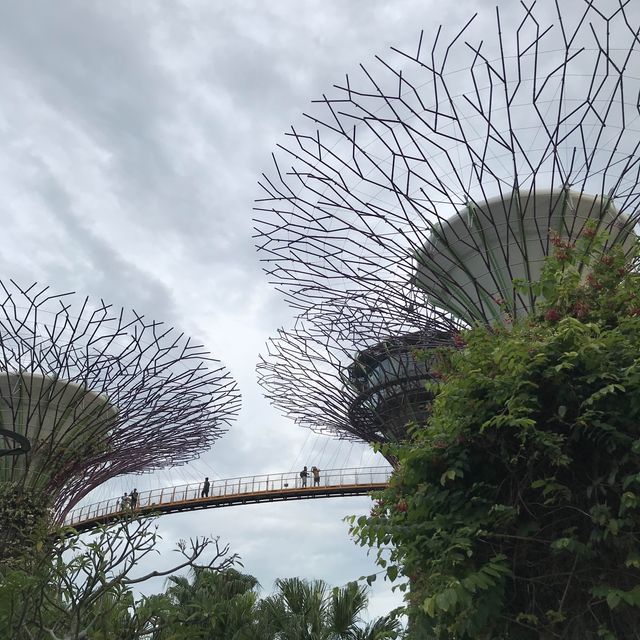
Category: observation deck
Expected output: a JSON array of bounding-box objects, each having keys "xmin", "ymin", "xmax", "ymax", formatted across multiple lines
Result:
[{"xmin": 346, "ymin": 332, "xmax": 451, "ymax": 444}]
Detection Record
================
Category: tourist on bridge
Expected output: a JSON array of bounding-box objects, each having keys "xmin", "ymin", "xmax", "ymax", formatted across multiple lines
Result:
[
  {"xmin": 119, "ymin": 492, "xmax": 129, "ymax": 510},
  {"xmin": 312, "ymin": 466, "xmax": 320, "ymax": 486},
  {"xmin": 201, "ymin": 477, "xmax": 210, "ymax": 498},
  {"xmin": 300, "ymin": 465, "xmax": 308, "ymax": 487},
  {"xmin": 130, "ymin": 488, "xmax": 139, "ymax": 509}
]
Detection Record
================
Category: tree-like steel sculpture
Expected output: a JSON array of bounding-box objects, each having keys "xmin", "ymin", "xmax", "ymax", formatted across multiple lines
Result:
[
  {"xmin": 255, "ymin": 0, "xmax": 640, "ymax": 443},
  {"xmin": 258, "ymin": 314, "xmax": 454, "ymax": 447},
  {"xmin": 0, "ymin": 281, "xmax": 240, "ymax": 521},
  {"xmin": 255, "ymin": 0, "xmax": 640, "ymax": 326}
]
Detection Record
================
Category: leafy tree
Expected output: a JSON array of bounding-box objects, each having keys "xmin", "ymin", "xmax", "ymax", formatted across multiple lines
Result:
[
  {"xmin": 143, "ymin": 567, "xmax": 264, "ymax": 639},
  {"xmin": 259, "ymin": 576, "xmax": 401, "ymax": 639},
  {"xmin": 138, "ymin": 572, "xmax": 400, "ymax": 640},
  {"xmin": 0, "ymin": 513, "xmax": 237, "ymax": 639},
  {"xmin": 0, "ymin": 482, "xmax": 51, "ymax": 565},
  {"xmin": 0, "ymin": 506, "xmax": 399, "ymax": 639},
  {"xmin": 350, "ymin": 230, "xmax": 640, "ymax": 638}
]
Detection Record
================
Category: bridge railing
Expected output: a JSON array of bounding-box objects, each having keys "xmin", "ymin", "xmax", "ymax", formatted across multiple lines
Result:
[{"xmin": 64, "ymin": 466, "xmax": 391, "ymax": 527}]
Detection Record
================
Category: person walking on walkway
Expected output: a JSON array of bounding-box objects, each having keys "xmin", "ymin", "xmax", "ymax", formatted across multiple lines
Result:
[
  {"xmin": 201, "ymin": 477, "xmax": 210, "ymax": 498},
  {"xmin": 311, "ymin": 466, "xmax": 321, "ymax": 486},
  {"xmin": 300, "ymin": 466, "xmax": 308, "ymax": 487},
  {"xmin": 130, "ymin": 488, "xmax": 139, "ymax": 509}
]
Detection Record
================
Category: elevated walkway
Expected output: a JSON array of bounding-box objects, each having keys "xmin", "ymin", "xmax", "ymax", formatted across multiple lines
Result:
[{"xmin": 65, "ymin": 466, "xmax": 391, "ymax": 532}]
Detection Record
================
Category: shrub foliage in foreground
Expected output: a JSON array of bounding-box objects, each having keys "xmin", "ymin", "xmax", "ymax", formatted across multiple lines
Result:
[
  {"xmin": 350, "ymin": 230, "xmax": 640, "ymax": 639},
  {"xmin": 0, "ymin": 507, "xmax": 401, "ymax": 639}
]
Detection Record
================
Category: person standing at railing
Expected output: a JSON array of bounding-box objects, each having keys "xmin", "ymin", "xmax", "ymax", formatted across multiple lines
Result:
[
  {"xmin": 130, "ymin": 488, "xmax": 139, "ymax": 509},
  {"xmin": 300, "ymin": 466, "xmax": 308, "ymax": 487},
  {"xmin": 119, "ymin": 492, "xmax": 129, "ymax": 511},
  {"xmin": 201, "ymin": 477, "xmax": 210, "ymax": 498},
  {"xmin": 312, "ymin": 466, "xmax": 320, "ymax": 486}
]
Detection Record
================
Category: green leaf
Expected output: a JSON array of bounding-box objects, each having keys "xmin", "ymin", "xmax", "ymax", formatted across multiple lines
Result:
[
  {"xmin": 606, "ymin": 590, "xmax": 621, "ymax": 610},
  {"xmin": 422, "ymin": 596, "xmax": 436, "ymax": 618},
  {"xmin": 625, "ymin": 551, "xmax": 640, "ymax": 569}
]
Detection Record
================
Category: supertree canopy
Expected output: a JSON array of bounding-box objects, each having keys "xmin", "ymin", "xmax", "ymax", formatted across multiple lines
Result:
[
  {"xmin": 255, "ymin": 1, "xmax": 640, "ymax": 444},
  {"xmin": 0, "ymin": 281, "xmax": 240, "ymax": 521},
  {"xmin": 258, "ymin": 317, "xmax": 453, "ymax": 446}
]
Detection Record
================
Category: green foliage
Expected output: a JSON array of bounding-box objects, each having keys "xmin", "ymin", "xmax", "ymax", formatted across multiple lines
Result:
[
  {"xmin": 258, "ymin": 576, "xmax": 401, "ymax": 639},
  {"xmin": 134, "ymin": 571, "xmax": 401, "ymax": 640},
  {"xmin": 0, "ymin": 513, "xmax": 238, "ymax": 640},
  {"xmin": 0, "ymin": 507, "xmax": 400, "ymax": 640},
  {"xmin": 144, "ymin": 567, "xmax": 263, "ymax": 639},
  {"xmin": 350, "ymin": 229, "xmax": 640, "ymax": 638},
  {"xmin": 0, "ymin": 482, "xmax": 51, "ymax": 565}
]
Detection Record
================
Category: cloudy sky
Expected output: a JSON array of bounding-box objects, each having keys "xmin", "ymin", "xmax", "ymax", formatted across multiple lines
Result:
[{"xmin": 0, "ymin": 0, "xmax": 608, "ymax": 618}]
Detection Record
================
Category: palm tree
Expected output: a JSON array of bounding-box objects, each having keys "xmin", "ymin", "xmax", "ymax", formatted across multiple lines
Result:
[
  {"xmin": 118, "ymin": 570, "xmax": 400, "ymax": 640},
  {"xmin": 353, "ymin": 616, "xmax": 402, "ymax": 640},
  {"xmin": 259, "ymin": 577, "xmax": 401, "ymax": 640},
  {"xmin": 142, "ymin": 567, "xmax": 265, "ymax": 639}
]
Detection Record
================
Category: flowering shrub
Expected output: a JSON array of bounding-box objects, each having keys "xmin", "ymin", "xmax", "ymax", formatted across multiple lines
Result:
[{"xmin": 350, "ymin": 227, "xmax": 640, "ymax": 639}]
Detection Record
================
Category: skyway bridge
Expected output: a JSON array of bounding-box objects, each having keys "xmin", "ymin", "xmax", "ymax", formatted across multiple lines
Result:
[{"xmin": 65, "ymin": 466, "xmax": 391, "ymax": 532}]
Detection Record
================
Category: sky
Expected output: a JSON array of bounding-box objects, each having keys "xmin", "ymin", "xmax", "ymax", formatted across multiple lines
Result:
[{"xmin": 0, "ymin": 0, "xmax": 617, "ymax": 620}]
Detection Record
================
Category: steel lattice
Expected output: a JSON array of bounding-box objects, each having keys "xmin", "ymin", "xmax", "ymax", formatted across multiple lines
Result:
[
  {"xmin": 255, "ymin": 0, "xmax": 640, "ymax": 445},
  {"xmin": 0, "ymin": 281, "xmax": 240, "ymax": 521}
]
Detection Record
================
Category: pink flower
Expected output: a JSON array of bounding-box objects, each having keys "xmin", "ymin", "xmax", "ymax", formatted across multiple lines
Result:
[
  {"xmin": 572, "ymin": 301, "xmax": 589, "ymax": 319},
  {"xmin": 545, "ymin": 308, "xmax": 562, "ymax": 322},
  {"xmin": 453, "ymin": 333, "xmax": 467, "ymax": 348}
]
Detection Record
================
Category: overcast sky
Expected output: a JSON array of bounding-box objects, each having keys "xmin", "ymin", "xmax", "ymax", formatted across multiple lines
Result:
[{"xmin": 0, "ymin": 0, "xmax": 614, "ymax": 619}]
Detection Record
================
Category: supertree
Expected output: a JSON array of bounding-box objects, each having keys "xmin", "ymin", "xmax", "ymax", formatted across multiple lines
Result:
[
  {"xmin": 258, "ymin": 312, "xmax": 454, "ymax": 448},
  {"xmin": 254, "ymin": 0, "xmax": 640, "ymax": 445},
  {"xmin": 0, "ymin": 281, "xmax": 240, "ymax": 522}
]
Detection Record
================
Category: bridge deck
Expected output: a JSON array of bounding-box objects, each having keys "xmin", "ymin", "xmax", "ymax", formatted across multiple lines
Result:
[{"xmin": 65, "ymin": 466, "xmax": 391, "ymax": 532}]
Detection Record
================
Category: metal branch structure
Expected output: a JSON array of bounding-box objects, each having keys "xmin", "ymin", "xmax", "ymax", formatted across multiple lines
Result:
[
  {"xmin": 0, "ymin": 281, "xmax": 240, "ymax": 521},
  {"xmin": 258, "ymin": 317, "xmax": 453, "ymax": 446},
  {"xmin": 255, "ymin": 0, "xmax": 640, "ymax": 326},
  {"xmin": 255, "ymin": 1, "xmax": 640, "ymax": 446}
]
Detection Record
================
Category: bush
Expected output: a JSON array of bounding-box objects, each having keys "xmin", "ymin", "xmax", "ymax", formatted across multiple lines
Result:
[{"xmin": 0, "ymin": 483, "xmax": 51, "ymax": 565}]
